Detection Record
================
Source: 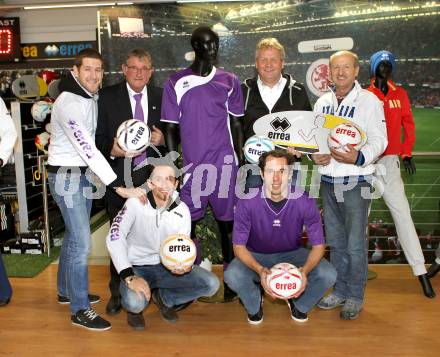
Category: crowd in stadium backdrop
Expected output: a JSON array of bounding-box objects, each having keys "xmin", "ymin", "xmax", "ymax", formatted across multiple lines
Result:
[
  {"xmin": 2, "ymin": 61, "xmax": 439, "ymax": 108},
  {"xmin": 1, "ymin": 9, "xmax": 440, "ymax": 107},
  {"xmin": 1, "ymin": 25, "xmax": 440, "ymax": 332}
]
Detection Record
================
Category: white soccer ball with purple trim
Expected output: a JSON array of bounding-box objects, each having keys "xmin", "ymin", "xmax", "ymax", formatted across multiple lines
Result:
[{"xmin": 116, "ymin": 119, "xmax": 150, "ymax": 153}]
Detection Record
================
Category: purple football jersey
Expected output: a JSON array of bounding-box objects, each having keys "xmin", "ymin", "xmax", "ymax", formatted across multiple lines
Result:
[
  {"xmin": 161, "ymin": 67, "xmax": 244, "ymax": 167},
  {"xmin": 233, "ymin": 188, "xmax": 325, "ymax": 253}
]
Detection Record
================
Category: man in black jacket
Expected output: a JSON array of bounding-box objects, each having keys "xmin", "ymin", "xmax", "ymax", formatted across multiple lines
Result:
[
  {"xmin": 242, "ymin": 38, "xmax": 312, "ymax": 189},
  {"xmin": 96, "ymin": 48, "xmax": 166, "ymax": 315}
]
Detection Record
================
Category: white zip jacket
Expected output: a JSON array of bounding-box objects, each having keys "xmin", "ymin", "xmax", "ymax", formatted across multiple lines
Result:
[
  {"xmin": 47, "ymin": 72, "xmax": 116, "ymax": 185},
  {"xmin": 0, "ymin": 98, "xmax": 17, "ymax": 166},
  {"xmin": 313, "ymin": 81, "xmax": 388, "ymax": 178},
  {"xmin": 106, "ymin": 192, "xmax": 191, "ymax": 279}
]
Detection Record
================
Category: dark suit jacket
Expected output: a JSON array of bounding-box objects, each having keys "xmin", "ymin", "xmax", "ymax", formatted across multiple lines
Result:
[{"xmin": 96, "ymin": 81, "xmax": 165, "ymax": 215}]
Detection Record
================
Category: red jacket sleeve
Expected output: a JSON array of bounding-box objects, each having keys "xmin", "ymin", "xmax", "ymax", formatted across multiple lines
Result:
[{"xmin": 400, "ymin": 88, "xmax": 415, "ymax": 157}]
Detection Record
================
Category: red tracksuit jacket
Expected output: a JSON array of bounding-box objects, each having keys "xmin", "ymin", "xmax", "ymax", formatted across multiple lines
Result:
[{"xmin": 367, "ymin": 79, "xmax": 415, "ymax": 157}]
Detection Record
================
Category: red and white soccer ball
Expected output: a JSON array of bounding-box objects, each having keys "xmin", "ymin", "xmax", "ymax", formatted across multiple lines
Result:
[
  {"xmin": 266, "ymin": 263, "xmax": 303, "ymax": 299},
  {"xmin": 40, "ymin": 70, "xmax": 58, "ymax": 84},
  {"xmin": 116, "ymin": 119, "xmax": 151, "ymax": 154},
  {"xmin": 35, "ymin": 132, "xmax": 50, "ymax": 154},
  {"xmin": 160, "ymin": 234, "xmax": 197, "ymax": 271},
  {"xmin": 328, "ymin": 123, "xmax": 362, "ymax": 153}
]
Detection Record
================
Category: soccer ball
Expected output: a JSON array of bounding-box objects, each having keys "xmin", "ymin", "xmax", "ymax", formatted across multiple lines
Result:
[
  {"xmin": 328, "ymin": 123, "xmax": 362, "ymax": 153},
  {"xmin": 31, "ymin": 101, "xmax": 52, "ymax": 122},
  {"xmin": 243, "ymin": 135, "xmax": 275, "ymax": 164},
  {"xmin": 266, "ymin": 263, "xmax": 303, "ymax": 299},
  {"xmin": 35, "ymin": 132, "xmax": 50, "ymax": 154},
  {"xmin": 160, "ymin": 234, "xmax": 197, "ymax": 271},
  {"xmin": 45, "ymin": 123, "xmax": 52, "ymax": 134},
  {"xmin": 40, "ymin": 70, "xmax": 58, "ymax": 84},
  {"xmin": 116, "ymin": 119, "xmax": 150, "ymax": 153}
]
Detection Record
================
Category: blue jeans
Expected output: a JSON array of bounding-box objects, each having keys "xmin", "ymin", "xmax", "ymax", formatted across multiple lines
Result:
[
  {"xmin": 48, "ymin": 171, "xmax": 93, "ymax": 314},
  {"xmin": 320, "ymin": 181, "xmax": 371, "ymax": 304},
  {"xmin": 120, "ymin": 264, "xmax": 220, "ymax": 313},
  {"xmin": 0, "ymin": 254, "xmax": 12, "ymax": 301},
  {"xmin": 224, "ymin": 249, "xmax": 336, "ymax": 315}
]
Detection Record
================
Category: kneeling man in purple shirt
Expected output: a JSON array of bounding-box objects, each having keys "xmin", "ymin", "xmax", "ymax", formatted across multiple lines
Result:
[{"xmin": 224, "ymin": 149, "xmax": 336, "ymax": 325}]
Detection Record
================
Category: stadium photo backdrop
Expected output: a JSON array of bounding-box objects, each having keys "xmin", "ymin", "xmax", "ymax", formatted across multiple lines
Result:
[{"xmin": 98, "ymin": 0, "xmax": 440, "ymax": 264}]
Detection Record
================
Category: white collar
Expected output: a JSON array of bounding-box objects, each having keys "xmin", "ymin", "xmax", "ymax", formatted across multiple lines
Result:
[
  {"xmin": 126, "ymin": 82, "xmax": 148, "ymax": 98},
  {"xmin": 257, "ymin": 75, "xmax": 285, "ymax": 90},
  {"xmin": 70, "ymin": 70, "xmax": 97, "ymax": 99}
]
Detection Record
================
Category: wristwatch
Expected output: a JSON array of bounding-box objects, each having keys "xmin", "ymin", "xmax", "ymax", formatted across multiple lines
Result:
[{"xmin": 125, "ymin": 275, "xmax": 137, "ymax": 285}]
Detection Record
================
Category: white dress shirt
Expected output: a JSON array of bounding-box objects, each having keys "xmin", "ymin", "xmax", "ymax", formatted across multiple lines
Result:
[
  {"xmin": 257, "ymin": 75, "xmax": 287, "ymax": 112},
  {"xmin": 126, "ymin": 83, "xmax": 149, "ymax": 121}
]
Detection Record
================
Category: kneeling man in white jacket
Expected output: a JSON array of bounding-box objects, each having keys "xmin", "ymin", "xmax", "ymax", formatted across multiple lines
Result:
[{"xmin": 107, "ymin": 160, "xmax": 219, "ymax": 330}]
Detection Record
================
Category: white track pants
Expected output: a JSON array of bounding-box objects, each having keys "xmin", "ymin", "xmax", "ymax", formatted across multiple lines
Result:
[
  {"xmin": 435, "ymin": 244, "xmax": 440, "ymax": 265},
  {"xmin": 374, "ymin": 155, "xmax": 426, "ymax": 276}
]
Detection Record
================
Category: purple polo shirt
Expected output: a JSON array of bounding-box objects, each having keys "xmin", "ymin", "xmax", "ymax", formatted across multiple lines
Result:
[
  {"xmin": 161, "ymin": 66, "xmax": 244, "ymax": 167},
  {"xmin": 233, "ymin": 188, "xmax": 324, "ymax": 253}
]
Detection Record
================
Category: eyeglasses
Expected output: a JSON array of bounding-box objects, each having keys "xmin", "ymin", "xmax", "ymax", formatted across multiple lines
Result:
[
  {"xmin": 150, "ymin": 175, "xmax": 176, "ymax": 185},
  {"xmin": 126, "ymin": 66, "xmax": 153, "ymax": 73}
]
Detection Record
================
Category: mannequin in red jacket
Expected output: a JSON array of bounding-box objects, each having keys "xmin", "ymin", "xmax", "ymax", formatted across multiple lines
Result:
[{"xmin": 368, "ymin": 50, "xmax": 435, "ymax": 298}]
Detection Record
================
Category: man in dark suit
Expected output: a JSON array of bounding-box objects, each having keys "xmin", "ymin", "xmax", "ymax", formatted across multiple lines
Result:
[{"xmin": 96, "ymin": 48, "xmax": 166, "ymax": 315}]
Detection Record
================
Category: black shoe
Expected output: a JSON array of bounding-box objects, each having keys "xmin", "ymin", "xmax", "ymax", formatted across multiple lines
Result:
[
  {"xmin": 0, "ymin": 297, "xmax": 11, "ymax": 307},
  {"xmin": 224, "ymin": 281, "xmax": 238, "ymax": 303},
  {"xmin": 427, "ymin": 262, "xmax": 440, "ymax": 279},
  {"xmin": 58, "ymin": 294, "xmax": 100, "ymax": 305},
  {"xmin": 286, "ymin": 299, "xmax": 308, "ymax": 322},
  {"xmin": 127, "ymin": 311, "xmax": 145, "ymax": 330},
  {"xmin": 247, "ymin": 295, "xmax": 263, "ymax": 325},
  {"xmin": 418, "ymin": 274, "xmax": 436, "ymax": 298},
  {"xmin": 71, "ymin": 308, "xmax": 111, "ymax": 331},
  {"xmin": 173, "ymin": 300, "xmax": 193, "ymax": 312},
  {"xmin": 151, "ymin": 289, "xmax": 178, "ymax": 323},
  {"xmin": 106, "ymin": 296, "xmax": 122, "ymax": 316}
]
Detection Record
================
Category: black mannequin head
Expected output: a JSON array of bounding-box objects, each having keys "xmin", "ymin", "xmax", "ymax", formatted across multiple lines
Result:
[
  {"xmin": 191, "ymin": 26, "xmax": 219, "ymax": 63},
  {"xmin": 374, "ymin": 60, "xmax": 392, "ymax": 95},
  {"xmin": 375, "ymin": 60, "xmax": 393, "ymax": 81}
]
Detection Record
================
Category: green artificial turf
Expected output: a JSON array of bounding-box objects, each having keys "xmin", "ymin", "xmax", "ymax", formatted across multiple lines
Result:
[
  {"xmin": 3, "ymin": 246, "xmax": 61, "ymax": 278},
  {"xmin": 413, "ymin": 108, "xmax": 440, "ymax": 152},
  {"xmin": 3, "ymin": 210, "xmax": 110, "ymax": 278}
]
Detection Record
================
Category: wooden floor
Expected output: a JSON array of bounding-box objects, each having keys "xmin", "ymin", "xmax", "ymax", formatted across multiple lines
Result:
[{"xmin": 0, "ymin": 265, "xmax": 439, "ymax": 357}]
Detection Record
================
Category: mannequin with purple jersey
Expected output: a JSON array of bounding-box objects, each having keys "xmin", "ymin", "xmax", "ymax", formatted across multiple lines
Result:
[{"xmin": 161, "ymin": 26, "xmax": 244, "ymax": 302}]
